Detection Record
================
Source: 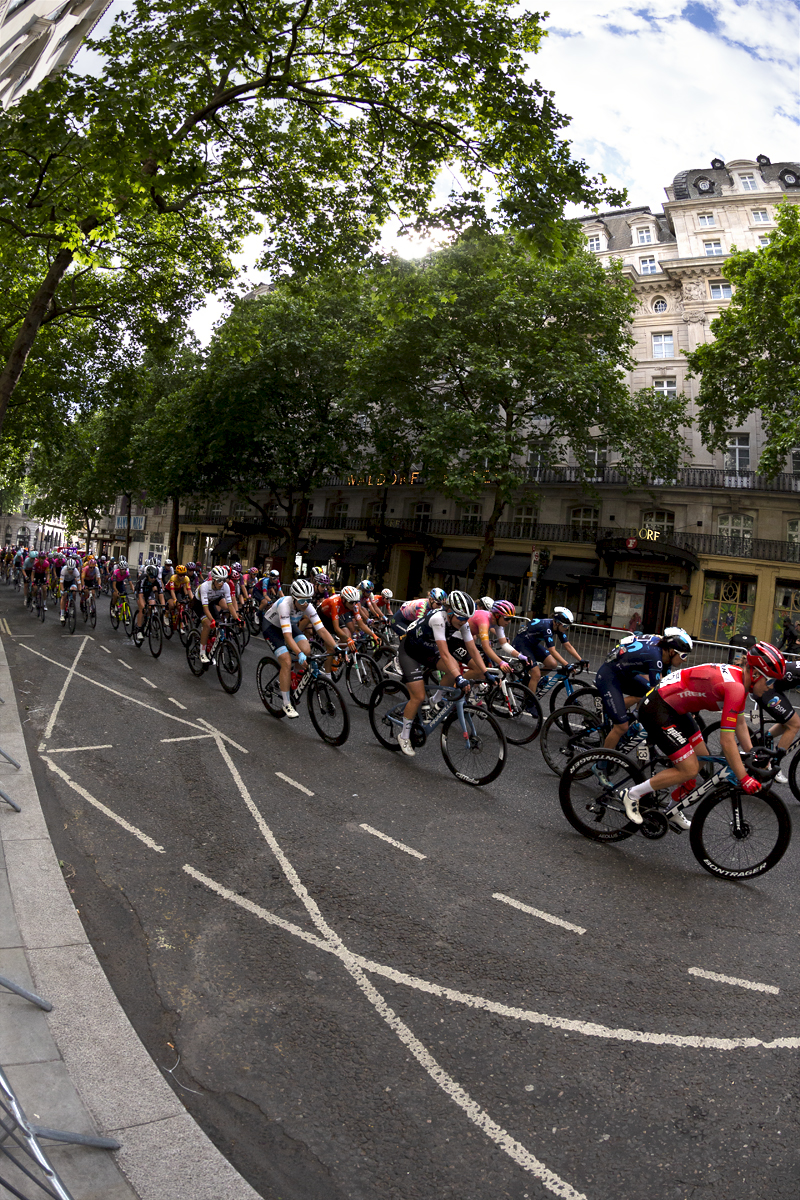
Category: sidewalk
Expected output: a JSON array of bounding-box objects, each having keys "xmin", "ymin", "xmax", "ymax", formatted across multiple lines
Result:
[{"xmin": 0, "ymin": 632, "xmax": 261, "ymax": 1200}]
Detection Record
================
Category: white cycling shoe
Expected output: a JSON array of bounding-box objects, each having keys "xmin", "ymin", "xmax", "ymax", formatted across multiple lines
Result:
[
  {"xmin": 775, "ymin": 770, "xmax": 788, "ymax": 785},
  {"xmin": 282, "ymin": 703, "xmax": 300, "ymax": 719},
  {"xmin": 667, "ymin": 809, "xmax": 692, "ymax": 831},
  {"xmin": 620, "ymin": 789, "xmax": 643, "ymax": 825},
  {"xmin": 397, "ymin": 735, "xmax": 415, "ymax": 757},
  {"xmin": 199, "ymin": 649, "xmax": 210, "ymax": 663}
]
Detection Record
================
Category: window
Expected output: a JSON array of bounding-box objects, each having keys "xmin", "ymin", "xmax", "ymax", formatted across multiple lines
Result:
[
  {"xmin": 725, "ymin": 434, "xmax": 750, "ymax": 473},
  {"xmin": 232, "ymin": 502, "xmax": 252, "ymax": 521},
  {"xmin": 637, "ymin": 228, "xmax": 652, "ymax": 244},
  {"xmin": 330, "ymin": 501, "xmax": 348, "ymax": 525},
  {"xmin": 653, "ymin": 378, "xmax": 677, "ymax": 397},
  {"xmin": 758, "ymin": 235, "xmax": 770, "ymax": 247},
  {"xmin": 209, "ymin": 501, "xmax": 225, "ymax": 522},
  {"xmin": 698, "ymin": 213, "xmax": 715, "ymax": 227},
  {"xmin": 512, "ymin": 505, "xmax": 536, "ymax": 536},
  {"xmin": 739, "ymin": 173, "xmax": 758, "ymax": 191},
  {"xmin": 652, "ymin": 333, "xmax": 674, "ymax": 358},
  {"xmin": 773, "ymin": 581, "xmax": 800, "ymax": 639},
  {"xmin": 642, "ymin": 510, "xmax": 675, "ymax": 534},
  {"xmin": 653, "ymin": 297, "xmax": 668, "ymax": 313},
  {"xmin": 365, "ymin": 499, "xmax": 384, "ymax": 520},
  {"xmin": 791, "ymin": 448, "xmax": 800, "ymax": 476},
  {"xmin": 710, "ymin": 282, "xmax": 732, "ymax": 300},
  {"xmin": 639, "ymin": 256, "xmax": 658, "ymax": 274},
  {"xmin": 717, "ymin": 513, "xmax": 753, "ymax": 539},
  {"xmin": 459, "ymin": 503, "xmax": 483, "ymax": 530},
  {"xmin": 752, "ymin": 209, "xmax": 770, "ymax": 224},
  {"xmin": 587, "ymin": 234, "xmax": 601, "ymax": 252},
  {"xmin": 587, "ymin": 442, "xmax": 607, "ymax": 469},
  {"xmin": 570, "ymin": 507, "xmax": 599, "ymax": 533},
  {"xmin": 701, "ymin": 577, "xmax": 756, "ymax": 641},
  {"xmin": 788, "ymin": 520, "xmax": 800, "ymax": 544},
  {"xmin": 412, "ymin": 501, "xmax": 432, "ymax": 529},
  {"xmin": 704, "ymin": 240, "xmax": 723, "ymax": 256}
]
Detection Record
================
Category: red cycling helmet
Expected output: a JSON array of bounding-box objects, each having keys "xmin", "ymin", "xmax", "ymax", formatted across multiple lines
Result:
[{"xmin": 745, "ymin": 641, "xmax": 785, "ymax": 683}]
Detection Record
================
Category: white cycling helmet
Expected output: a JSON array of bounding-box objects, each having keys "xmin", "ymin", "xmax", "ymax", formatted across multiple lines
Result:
[
  {"xmin": 341, "ymin": 585, "xmax": 360, "ymax": 603},
  {"xmin": 553, "ymin": 606, "xmax": 574, "ymax": 626},
  {"xmin": 290, "ymin": 577, "xmax": 314, "ymax": 601},
  {"xmin": 118, "ymin": 557, "xmax": 127, "ymax": 568},
  {"xmin": 211, "ymin": 565, "xmax": 228, "ymax": 583},
  {"xmin": 480, "ymin": 596, "xmax": 494, "ymax": 610},
  {"xmin": 661, "ymin": 626, "xmax": 693, "ymax": 653},
  {"xmin": 448, "ymin": 590, "xmax": 476, "ymax": 619},
  {"xmin": 381, "ymin": 588, "xmax": 393, "ymax": 599},
  {"xmin": 66, "ymin": 557, "xmax": 77, "ymax": 568}
]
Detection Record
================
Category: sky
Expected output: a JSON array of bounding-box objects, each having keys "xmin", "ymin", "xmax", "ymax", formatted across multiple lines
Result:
[{"xmin": 161, "ymin": 0, "xmax": 799, "ymax": 340}]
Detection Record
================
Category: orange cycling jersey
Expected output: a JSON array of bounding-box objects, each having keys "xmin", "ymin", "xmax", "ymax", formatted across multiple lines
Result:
[
  {"xmin": 320, "ymin": 594, "xmax": 361, "ymax": 624},
  {"xmin": 657, "ymin": 663, "xmax": 747, "ymax": 731}
]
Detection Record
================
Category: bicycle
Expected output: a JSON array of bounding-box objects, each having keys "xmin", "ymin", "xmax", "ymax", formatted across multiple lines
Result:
[
  {"xmin": 368, "ymin": 673, "xmax": 507, "ymax": 786},
  {"xmin": 64, "ymin": 587, "xmax": 78, "ymax": 634},
  {"xmin": 539, "ymin": 702, "xmax": 712, "ymax": 777},
  {"xmin": 32, "ymin": 577, "xmax": 47, "ymax": 623},
  {"xmin": 331, "ymin": 637, "xmax": 383, "ymax": 708},
  {"xmin": 256, "ymin": 652, "xmax": 349, "ymax": 743},
  {"xmin": 240, "ymin": 596, "xmax": 263, "ymax": 636},
  {"xmin": 558, "ymin": 744, "xmax": 791, "ymax": 879},
  {"xmin": 132, "ymin": 599, "xmax": 163, "ymax": 658},
  {"xmin": 526, "ymin": 660, "xmax": 597, "ymax": 714},
  {"xmin": 470, "ymin": 661, "xmax": 542, "ymax": 745},
  {"xmin": 109, "ymin": 591, "xmax": 134, "ymax": 636},
  {"xmin": 80, "ymin": 589, "xmax": 98, "ymax": 628},
  {"xmin": 701, "ymin": 702, "xmax": 800, "ymax": 805}
]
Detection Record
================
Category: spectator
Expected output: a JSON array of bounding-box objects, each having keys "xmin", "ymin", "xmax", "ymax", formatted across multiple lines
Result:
[{"xmin": 778, "ymin": 617, "xmax": 799, "ymax": 653}]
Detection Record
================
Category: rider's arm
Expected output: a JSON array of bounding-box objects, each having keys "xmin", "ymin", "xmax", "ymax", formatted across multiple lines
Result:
[
  {"xmin": 306, "ymin": 604, "xmax": 337, "ymax": 651},
  {"xmin": 562, "ymin": 639, "xmax": 582, "ymax": 663},
  {"xmin": 434, "ymin": 637, "xmax": 463, "ymax": 679},
  {"xmin": 720, "ymin": 722, "xmax": 751, "ymax": 781}
]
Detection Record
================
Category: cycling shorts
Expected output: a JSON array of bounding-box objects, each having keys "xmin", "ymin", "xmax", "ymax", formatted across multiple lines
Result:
[
  {"xmin": 761, "ymin": 688, "xmax": 795, "ymax": 725},
  {"xmin": 193, "ymin": 596, "xmax": 225, "ymax": 623},
  {"xmin": 595, "ymin": 663, "xmax": 647, "ymax": 725},
  {"xmin": 263, "ymin": 616, "xmax": 301, "ymax": 655},
  {"xmin": 638, "ymin": 691, "xmax": 704, "ymax": 763},
  {"xmin": 511, "ymin": 632, "xmax": 550, "ymax": 663},
  {"xmin": 398, "ymin": 638, "xmax": 437, "ymax": 683}
]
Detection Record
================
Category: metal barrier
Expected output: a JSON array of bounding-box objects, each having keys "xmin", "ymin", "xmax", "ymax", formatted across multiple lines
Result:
[{"xmin": 505, "ymin": 620, "xmax": 740, "ymax": 674}]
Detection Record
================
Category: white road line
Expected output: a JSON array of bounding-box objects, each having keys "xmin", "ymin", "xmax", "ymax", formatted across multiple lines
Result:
[
  {"xmin": 196, "ymin": 717, "xmax": 248, "ymax": 754},
  {"xmin": 206, "ymin": 732, "xmax": 584, "ymax": 1199},
  {"xmin": 43, "ymin": 636, "xmax": 89, "ymax": 740},
  {"xmin": 140, "ymin": 677, "xmax": 157, "ymax": 689},
  {"xmin": 275, "ymin": 772, "xmax": 315, "ymax": 797},
  {"xmin": 100, "ymin": 646, "xmax": 111, "ymax": 654},
  {"xmin": 160, "ymin": 734, "xmax": 214, "ymax": 743},
  {"xmin": 493, "ymin": 893, "xmax": 586, "ymax": 936},
  {"xmin": 688, "ymin": 967, "xmax": 779, "ymax": 995},
  {"xmin": 185, "ymin": 864, "xmax": 800, "ymax": 1053},
  {"xmin": 43, "ymin": 757, "xmax": 165, "ymax": 853},
  {"xmin": 118, "ymin": 659, "xmax": 132, "ymax": 670},
  {"xmin": 359, "ymin": 823, "xmax": 426, "ymax": 860},
  {"xmin": 46, "ymin": 745, "xmax": 113, "ymax": 754},
  {"xmin": 167, "ymin": 697, "xmax": 186, "ymax": 710}
]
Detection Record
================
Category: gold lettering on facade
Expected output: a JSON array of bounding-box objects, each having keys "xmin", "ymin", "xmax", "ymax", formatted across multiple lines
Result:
[{"xmin": 637, "ymin": 527, "xmax": 661, "ymax": 541}]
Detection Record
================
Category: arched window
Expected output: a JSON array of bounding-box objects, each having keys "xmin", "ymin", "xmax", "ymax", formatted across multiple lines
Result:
[{"xmin": 642, "ymin": 510, "xmax": 675, "ymax": 534}]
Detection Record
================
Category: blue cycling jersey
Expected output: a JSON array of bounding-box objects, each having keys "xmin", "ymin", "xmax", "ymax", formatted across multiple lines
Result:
[
  {"xmin": 515, "ymin": 618, "xmax": 568, "ymax": 653},
  {"xmin": 606, "ymin": 640, "xmax": 663, "ymax": 690}
]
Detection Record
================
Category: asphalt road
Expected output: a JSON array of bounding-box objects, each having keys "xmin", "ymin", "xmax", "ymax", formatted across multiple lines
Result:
[{"xmin": 2, "ymin": 588, "xmax": 798, "ymax": 1200}]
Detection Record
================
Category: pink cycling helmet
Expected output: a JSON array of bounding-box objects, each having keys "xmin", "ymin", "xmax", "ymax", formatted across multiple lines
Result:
[{"xmin": 492, "ymin": 600, "xmax": 515, "ymax": 619}]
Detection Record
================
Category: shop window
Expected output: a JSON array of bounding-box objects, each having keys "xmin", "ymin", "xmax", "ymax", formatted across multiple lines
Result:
[
  {"xmin": 642, "ymin": 510, "xmax": 674, "ymax": 535},
  {"xmin": 773, "ymin": 582, "xmax": 800, "ymax": 643},
  {"xmin": 701, "ymin": 577, "xmax": 756, "ymax": 642}
]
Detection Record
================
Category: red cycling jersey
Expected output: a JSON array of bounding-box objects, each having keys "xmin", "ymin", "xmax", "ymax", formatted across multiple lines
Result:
[
  {"xmin": 319, "ymin": 594, "xmax": 361, "ymax": 625},
  {"xmin": 657, "ymin": 663, "xmax": 747, "ymax": 732}
]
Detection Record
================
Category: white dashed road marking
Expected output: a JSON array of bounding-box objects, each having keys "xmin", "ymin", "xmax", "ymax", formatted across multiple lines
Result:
[
  {"xmin": 43, "ymin": 757, "xmax": 165, "ymax": 853},
  {"xmin": 276, "ymin": 771, "xmax": 315, "ymax": 797},
  {"xmin": 160, "ymin": 734, "xmax": 214, "ymax": 743},
  {"xmin": 360, "ymin": 824, "xmax": 426, "ymax": 860},
  {"xmin": 118, "ymin": 659, "xmax": 132, "ymax": 670},
  {"xmin": 167, "ymin": 697, "xmax": 186, "ymax": 710},
  {"xmin": 47, "ymin": 745, "xmax": 113, "ymax": 754},
  {"xmin": 688, "ymin": 967, "xmax": 779, "ymax": 994},
  {"xmin": 140, "ymin": 676, "xmax": 157, "ymax": 689},
  {"xmin": 100, "ymin": 645, "xmax": 111, "ymax": 654},
  {"xmin": 493, "ymin": 892, "xmax": 586, "ymax": 936}
]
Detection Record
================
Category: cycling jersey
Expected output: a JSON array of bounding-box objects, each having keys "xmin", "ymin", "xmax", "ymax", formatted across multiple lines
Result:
[
  {"xmin": 398, "ymin": 598, "xmax": 428, "ymax": 622},
  {"xmin": 263, "ymin": 595, "xmax": 324, "ymax": 632},
  {"xmin": 404, "ymin": 608, "xmax": 473, "ymax": 656},
  {"xmin": 319, "ymin": 594, "xmax": 361, "ymax": 627},
  {"xmin": 468, "ymin": 609, "xmax": 508, "ymax": 646},
  {"xmin": 167, "ymin": 573, "xmax": 191, "ymax": 591},
  {"xmin": 32, "ymin": 558, "xmax": 50, "ymax": 577},
  {"xmin": 596, "ymin": 643, "xmax": 663, "ymax": 726},
  {"xmin": 195, "ymin": 579, "xmax": 231, "ymax": 606},
  {"xmin": 135, "ymin": 575, "xmax": 163, "ymax": 596},
  {"xmin": 658, "ymin": 663, "xmax": 747, "ymax": 731},
  {"xmin": 60, "ymin": 565, "xmax": 80, "ymax": 586},
  {"xmin": 512, "ymin": 617, "xmax": 567, "ymax": 662},
  {"xmin": 23, "ymin": 555, "xmax": 36, "ymax": 573}
]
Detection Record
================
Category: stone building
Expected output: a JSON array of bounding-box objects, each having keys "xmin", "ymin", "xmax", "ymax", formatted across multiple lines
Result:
[{"xmin": 0, "ymin": 0, "xmax": 110, "ymax": 108}]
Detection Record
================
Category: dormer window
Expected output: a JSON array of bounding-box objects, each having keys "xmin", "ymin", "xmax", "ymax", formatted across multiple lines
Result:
[
  {"xmin": 739, "ymin": 173, "xmax": 758, "ymax": 191},
  {"xmin": 637, "ymin": 227, "xmax": 653, "ymax": 244},
  {"xmin": 587, "ymin": 234, "xmax": 601, "ymax": 252}
]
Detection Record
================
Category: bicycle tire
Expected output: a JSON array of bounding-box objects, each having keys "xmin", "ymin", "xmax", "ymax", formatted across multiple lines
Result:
[
  {"xmin": 487, "ymin": 680, "xmax": 542, "ymax": 745},
  {"xmin": 307, "ymin": 677, "xmax": 350, "ymax": 745},
  {"xmin": 178, "ymin": 607, "xmax": 192, "ymax": 645},
  {"xmin": 256, "ymin": 656, "xmax": 285, "ymax": 717},
  {"xmin": 440, "ymin": 705, "xmax": 506, "ymax": 785},
  {"xmin": 89, "ymin": 596, "xmax": 96, "ymax": 629},
  {"xmin": 689, "ymin": 786, "xmax": 792, "ymax": 879},
  {"xmin": 559, "ymin": 749, "xmax": 645, "ymax": 842},
  {"xmin": 368, "ymin": 679, "xmax": 409, "ymax": 750},
  {"xmin": 109, "ymin": 599, "xmax": 120, "ymax": 630},
  {"xmin": 66, "ymin": 596, "xmax": 76, "ymax": 634},
  {"xmin": 185, "ymin": 630, "xmax": 205, "ymax": 676},
  {"xmin": 81, "ymin": 596, "xmax": 88, "ymax": 623},
  {"xmin": 148, "ymin": 610, "xmax": 163, "ymax": 657},
  {"xmin": 122, "ymin": 599, "xmax": 134, "ymax": 637},
  {"xmin": 38, "ymin": 589, "xmax": 46, "ymax": 622},
  {"xmin": 247, "ymin": 605, "xmax": 262, "ymax": 635},
  {"xmin": 239, "ymin": 618, "xmax": 251, "ymax": 650},
  {"xmin": 346, "ymin": 655, "xmax": 382, "ymax": 708},
  {"xmin": 217, "ymin": 638, "xmax": 242, "ymax": 694},
  {"xmin": 540, "ymin": 705, "xmax": 605, "ymax": 775},
  {"xmin": 786, "ymin": 746, "xmax": 800, "ymax": 805},
  {"xmin": 162, "ymin": 608, "xmax": 174, "ymax": 639}
]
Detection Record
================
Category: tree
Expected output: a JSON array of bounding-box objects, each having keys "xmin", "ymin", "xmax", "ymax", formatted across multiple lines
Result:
[
  {"xmin": 686, "ymin": 202, "xmax": 800, "ymax": 477},
  {"xmin": 358, "ymin": 234, "xmax": 687, "ymax": 595},
  {"xmin": 0, "ymin": 0, "xmax": 624, "ymax": 436}
]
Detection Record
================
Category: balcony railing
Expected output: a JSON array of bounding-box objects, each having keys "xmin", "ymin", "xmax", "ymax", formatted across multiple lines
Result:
[
  {"xmin": 525, "ymin": 465, "xmax": 800, "ymax": 492},
  {"xmin": 178, "ymin": 511, "xmax": 227, "ymax": 526}
]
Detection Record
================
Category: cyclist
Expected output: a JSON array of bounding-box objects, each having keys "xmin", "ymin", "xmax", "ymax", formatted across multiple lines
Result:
[
  {"xmin": 512, "ymin": 607, "xmax": 582, "ymax": 690},
  {"xmin": 262, "ymin": 577, "xmax": 338, "ymax": 717},
  {"xmin": 750, "ymin": 657, "xmax": 800, "ymax": 784},
  {"xmin": 165, "ymin": 563, "xmax": 192, "ymax": 617},
  {"xmin": 264, "ymin": 570, "xmax": 283, "ymax": 604},
  {"xmin": 133, "ymin": 563, "xmax": 163, "ymax": 641},
  {"xmin": 312, "ymin": 572, "xmax": 332, "ymax": 603},
  {"xmin": 596, "ymin": 627, "xmax": 693, "ymax": 753},
  {"xmin": 58, "ymin": 557, "xmax": 82, "ymax": 624},
  {"xmin": 159, "ymin": 558, "xmax": 173, "ymax": 587},
  {"xmin": 30, "ymin": 549, "xmax": 51, "ymax": 611},
  {"xmin": 80, "ymin": 554, "xmax": 100, "ymax": 612},
  {"xmin": 189, "ymin": 564, "xmax": 230, "ymax": 662},
  {"xmin": 111, "ymin": 557, "xmax": 130, "ymax": 606},
  {"xmin": 392, "ymin": 588, "xmax": 447, "ymax": 639},
  {"xmin": 623, "ymin": 642, "xmax": 786, "ymax": 828},
  {"xmin": 318, "ymin": 585, "xmax": 377, "ymax": 662},
  {"xmin": 356, "ymin": 579, "xmax": 382, "ymax": 620},
  {"xmin": 396, "ymin": 590, "xmax": 489, "ymax": 757},
  {"xmin": 21, "ymin": 547, "xmax": 38, "ymax": 606}
]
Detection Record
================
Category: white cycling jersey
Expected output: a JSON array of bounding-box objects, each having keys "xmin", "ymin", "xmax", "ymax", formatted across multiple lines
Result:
[
  {"xmin": 60, "ymin": 565, "xmax": 80, "ymax": 585},
  {"xmin": 195, "ymin": 579, "xmax": 231, "ymax": 606},
  {"xmin": 264, "ymin": 595, "xmax": 324, "ymax": 634}
]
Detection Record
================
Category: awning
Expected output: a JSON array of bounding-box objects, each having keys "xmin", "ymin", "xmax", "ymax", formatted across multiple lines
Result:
[
  {"xmin": 211, "ymin": 534, "xmax": 239, "ymax": 558},
  {"xmin": 305, "ymin": 540, "xmax": 342, "ymax": 564},
  {"xmin": 341, "ymin": 542, "xmax": 379, "ymax": 566},
  {"xmin": 484, "ymin": 553, "xmax": 530, "ymax": 579},
  {"xmin": 428, "ymin": 549, "xmax": 478, "ymax": 573},
  {"xmin": 540, "ymin": 558, "xmax": 599, "ymax": 584}
]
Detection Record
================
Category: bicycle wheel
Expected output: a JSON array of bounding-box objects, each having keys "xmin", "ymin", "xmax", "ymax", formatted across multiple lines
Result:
[
  {"xmin": 689, "ymin": 787, "xmax": 792, "ymax": 879},
  {"xmin": 559, "ymin": 749, "xmax": 645, "ymax": 842},
  {"xmin": 89, "ymin": 595, "xmax": 96, "ymax": 629},
  {"xmin": 307, "ymin": 678, "xmax": 350, "ymax": 745},
  {"xmin": 247, "ymin": 605, "xmax": 262, "ymax": 635},
  {"xmin": 346, "ymin": 654, "xmax": 382, "ymax": 708},
  {"xmin": 186, "ymin": 630, "xmax": 205, "ymax": 677},
  {"xmin": 38, "ymin": 589, "xmax": 46, "ymax": 622},
  {"xmin": 440, "ymin": 706, "xmax": 506, "ymax": 785},
  {"xmin": 238, "ymin": 618, "xmax": 251, "ymax": 650},
  {"xmin": 66, "ymin": 596, "xmax": 76, "ymax": 634},
  {"xmin": 368, "ymin": 680, "xmax": 408, "ymax": 750},
  {"xmin": 256, "ymin": 656, "xmax": 285, "ymax": 717},
  {"xmin": 148, "ymin": 610, "xmax": 163, "ymax": 657},
  {"xmin": 162, "ymin": 608, "xmax": 174, "ymax": 639},
  {"xmin": 540, "ymin": 706, "xmax": 605, "ymax": 775},
  {"xmin": 81, "ymin": 596, "xmax": 88, "ymax": 623},
  {"xmin": 109, "ymin": 599, "xmax": 120, "ymax": 630},
  {"xmin": 122, "ymin": 599, "xmax": 134, "ymax": 637},
  {"xmin": 178, "ymin": 607, "xmax": 192, "ymax": 645},
  {"xmin": 217, "ymin": 638, "xmax": 242, "ymax": 694},
  {"xmin": 487, "ymin": 680, "xmax": 542, "ymax": 745}
]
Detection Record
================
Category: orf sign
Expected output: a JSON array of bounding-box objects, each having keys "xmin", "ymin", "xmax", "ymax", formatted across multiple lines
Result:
[{"xmin": 626, "ymin": 537, "xmax": 638, "ymax": 550}]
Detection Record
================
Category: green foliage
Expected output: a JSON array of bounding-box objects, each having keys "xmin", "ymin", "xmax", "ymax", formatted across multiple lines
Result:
[{"xmin": 686, "ymin": 202, "xmax": 800, "ymax": 476}]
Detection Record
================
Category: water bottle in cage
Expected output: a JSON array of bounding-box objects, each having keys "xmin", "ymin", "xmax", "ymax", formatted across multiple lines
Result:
[
  {"xmin": 291, "ymin": 669, "xmax": 302, "ymax": 690},
  {"xmin": 622, "ymin": 722, "xmax": 649, "ymax": 762}
]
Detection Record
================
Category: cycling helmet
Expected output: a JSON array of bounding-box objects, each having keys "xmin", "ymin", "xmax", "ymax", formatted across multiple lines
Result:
[
  {"xmin": 100, "ymin": 554, "xmax": 107, "ymax": 562},
  {"xmin": 746, "ymin": 642, "xmax": 785, "ymax": 681},
  {"xmin": 165, "ymin": 558, "xmax": 173, "ymax": 567},
  {"xmin": 316, "ymin": 573, "xmax": 331, "ymax": 586},
  {"xmin": 232, "ymin": 561, "xmax": 241, "ymax": 571},
  {"xmin": 269, "ymin": 569, "xmax": 280, "ymax": 579},
  {"xmin": 310, "ymin": 566, "xmax": 322, "ymax": 576},
  {"xmin": 660, "ymin": 627, "xmax": 693, "ymax": 653},
  {"xmin": 448, "ymin": 590, "xmax": 476, "ymax": 619},
  {"xmin": 341, "ymin": 585, "xmax": 360, "ymax": 604},
  {"xmin": 231, "ymin": 569, "xmax": 242, "ymax": 582},
  {"xmin": 553, "ymin": 606, "xmax": 574, "ymax": 626},
  {"xmin": 176, "ymin": 564, "xmax": 187, "ymax": 575},
  {"xmin": 381, "ymin": 588, "xmax": 393, "ymax": 599},
  {"xmin": 211, "ymin": 565, "xmax": 228, "ymax": 583},
  {"xmin": 358, "ymin": 579, "xmax": 374, "ymax": 592},
  {"xmin": 247, "ymin": 566, "xmax": 258, "ymax": 576},
  {"xmin": 36, "ymin": 547, "xmax": 46, "ymax": 556},
  {"xmin": 118, "ymin": 557, "xmax": 127, "ymax": 568},
  {"xmin": 145, "ymin": 564, "xmax": 158, "ymax": 578},
  {"xmin": 66, "ymin": 557, "xmax": 77, "ymax": 568},
  {"xmin": 492, "ymin": 599, "xmax": 516, "ymax": 619},
  {"xmin": 429, "ymin": 587, "xmax": 447, "ymax": 604},
  {"xmin": 480, "ymin": 596, "xmax": 494, "ymax": 611},
  {"xmin": 290, "ymin": 577, "xmax": 314, "ymax": 601}
]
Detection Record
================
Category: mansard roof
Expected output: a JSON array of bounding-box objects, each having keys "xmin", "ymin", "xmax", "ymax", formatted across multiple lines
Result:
[
  {"xmin": 577, "ymin": 206, "xmax": 676, "ymax": 251},
  {"xmin": 672, "ymin": 157, "xmax": 800, "ymax": 199}
]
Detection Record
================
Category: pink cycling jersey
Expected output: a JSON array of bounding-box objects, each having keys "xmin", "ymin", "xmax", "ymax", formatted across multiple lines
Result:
[
  {"xmin": 112, "ymin": 568, "xmax": 130, "ymax": 584},
  {"xmin": 468, "ymin": 609, "xmax": 507, "ymax": 644},
  {"xmin": 657, "ymin": 663, "xmax": 747, "ymax": 732}
]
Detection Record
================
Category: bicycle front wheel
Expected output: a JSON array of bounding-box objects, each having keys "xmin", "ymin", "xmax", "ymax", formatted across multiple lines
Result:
[
  {"xmin": 122, "ymin": 599, "xmax": 134, "ymax": 637},
  {"xmin": 540, "ymin": 706, "xmax": 604, "ymax": 775},
  {"xmin": 217, "ymin": 638, "xmax": 242, "ymax": 694},
  {"xmin": 38, "ymin": 591, "xmax": 46, "ymax": 622},
  {"xmin": 186, "ymin": 630, "xmax": 205, "ymax": 677},
  {"xmin": 368, "ymin": 680, "xmax": 409, "ymax": 750},
  {"xmin": 148, "ymin": 611, "xmax": 163, "ymax": 657},
  {"xmin": 162, "ymin": 608, "xmax": 174, "ymax": 639},
  {"xmin": 66, "ymin": 597, "xmax": 76, "ymax": 634},
  {"xmin": 109, "ymin": 599, "xmax": 120, "ymax": 630},
  {"xmin": 346, "ymin": 654, "xmax": 382, "ymax": 708},
  {"xmin": 256, "ymin": 656, "xmax": 285, "ymax": 717},
  {"xmin": 689, "ymin": 787, "xmax": 792, "ymax": 879},
  {"xmin": 307, "ymin": 678, "xmax": 350, "ymax": 745},
  {"xmin": 559, "ymin": 749, "xmax": 645, "ymax": 842},
  {"xmin": 89, "ymin": 596, "xmax": 96, "ymax": 628},
  {"xmin": 440, "ymin": 706, "xmax": 506, "ymax": 786},
  {"xmin": 487, "ymin": 680, "xmax": 542, "ymax": 745}
]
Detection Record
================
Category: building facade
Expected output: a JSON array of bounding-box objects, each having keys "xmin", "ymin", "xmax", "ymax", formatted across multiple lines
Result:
[{"xmin": 0, "ymin": 0, "xmax": 109, "ymax": 108}]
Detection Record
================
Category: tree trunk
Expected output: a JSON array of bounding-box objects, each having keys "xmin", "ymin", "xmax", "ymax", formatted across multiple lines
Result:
[
  {"xmin": 283, "ymin": 497, "xmax": 310, "ymax": 585},
  {"xmin": 169, "ymin": 494, "xmax": 180, "ymax": 563},
  {"xmin": 471, "ymin": 487, "xmax": 505, "ymax": 598},
  {"xmin": 124, "ymin": 492, "xmax": 133, "ymax": 558}
]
